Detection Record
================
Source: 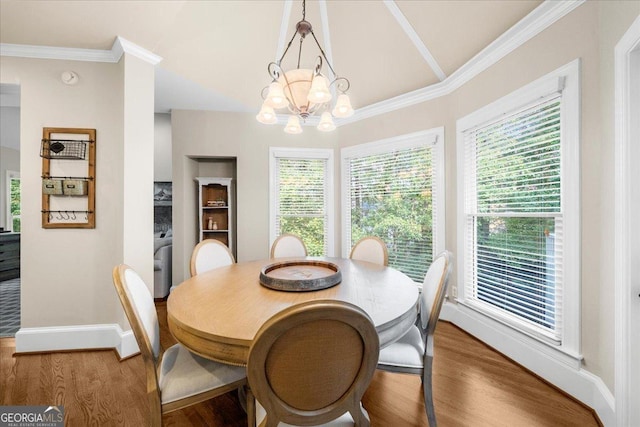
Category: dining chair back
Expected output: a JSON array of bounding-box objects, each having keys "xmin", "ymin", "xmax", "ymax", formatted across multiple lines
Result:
[
  {"xmin": 246, "ymin": 300, "xmax": 379, "ymax": 427},
  {"xmin": 190, "ymin": 239, "xmax": 235, "ymax": 277},
  {"xmin": 269, "ymin": 233, "xmax": 307, "ymax": 258},
  {"xmin": 376, "ymin": 250, "xmax": 453, "ymax": 427},
  {"xmin": 349, "ymin": 236, "xmax": 388, "ymax": 266},
  {"xmin": 112, "ymin": 264, "xmax": 246, "ymax": 426}
]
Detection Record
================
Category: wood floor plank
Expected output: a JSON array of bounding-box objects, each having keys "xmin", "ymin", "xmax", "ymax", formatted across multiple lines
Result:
[{"xmin": 0, "ymin": 304, "xmax": 600, "ymax": 427}]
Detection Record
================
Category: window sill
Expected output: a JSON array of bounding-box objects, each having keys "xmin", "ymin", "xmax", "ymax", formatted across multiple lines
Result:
[{"xmin": 443, "ymin": 299, "xmax": 583, "ymax": 370}]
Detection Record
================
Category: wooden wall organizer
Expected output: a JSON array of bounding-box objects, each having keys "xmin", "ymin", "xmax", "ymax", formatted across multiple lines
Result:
[{"xmin": 41, "ymin": 127, "xmax": 96, "ymax": 229}]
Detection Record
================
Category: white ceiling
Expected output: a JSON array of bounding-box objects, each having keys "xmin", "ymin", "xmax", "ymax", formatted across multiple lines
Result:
[{"xmin": 1, "ymin": 0, "xmax": 573, "ymax": 118}]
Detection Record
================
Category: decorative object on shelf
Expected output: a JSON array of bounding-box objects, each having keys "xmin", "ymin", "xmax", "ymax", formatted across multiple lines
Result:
[
  {"xmin": 259, "ymin": 259, "xmax": 342, "ymax": 292},
  {"xmin": 197, "ymin": 177, "xmax": 236, "ymax": 258},
  {"xmin": 256, "ymin": 0, "xmax": 354, "ymax": 134},
  {"xmin": 41, "ymin": 127, "xmax": 96, "ymax": 229}
]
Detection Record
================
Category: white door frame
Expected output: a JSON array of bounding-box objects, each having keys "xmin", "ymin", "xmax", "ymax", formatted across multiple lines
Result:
[{"xmin": 614, "ymin": 15, "xmax": 640, "ymax": 427}]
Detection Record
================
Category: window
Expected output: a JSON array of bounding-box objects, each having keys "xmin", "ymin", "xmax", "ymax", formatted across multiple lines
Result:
[
  {"xmin": 341, "ymin": 129, "xmax": 445, "ymax": 282},
  {"xmin": 6, "ymin": 171, "xmax": 20, "ymax": 232},
  {"xmin": 269, "ymin": 148, "xmax": 334, "ymax": 256},
  {"xmin": 457, "ymin": 60, "xmax": 580, "ymax": 355}
]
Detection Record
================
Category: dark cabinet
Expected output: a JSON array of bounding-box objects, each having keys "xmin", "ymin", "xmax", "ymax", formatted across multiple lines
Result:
[{"xmin": 0, "ymin": 233, "xmax": 20, "ymax": 281}]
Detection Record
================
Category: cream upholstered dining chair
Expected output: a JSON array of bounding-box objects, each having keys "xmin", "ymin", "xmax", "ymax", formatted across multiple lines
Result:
[
  {"xmin": 376, "ymin": 250, "xmax": 452, "ymax": 427},
  {"xmin": 269, "ymin": 233, "xmax": 307, "ymax": 258},
  {"xmin": 190, "ymin": 239, "xmax": 235, "ymax": 277},
  {"xmin": 112, "ymin": 264, "xmax": 246, "ymax": 427},
  {"xmin": 349, "ymin": 236, "xmax": 389, "ymax": 266},
  {"xmin": 246, "ymin": 300, "xmax": 379, "ymax": 427}
]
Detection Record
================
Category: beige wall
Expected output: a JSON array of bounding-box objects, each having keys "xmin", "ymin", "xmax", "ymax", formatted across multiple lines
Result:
[
  {"xmin": 154, "ymin": 113, "xmax": 172, "ymax": 181},
  {"xmin": 596, "ymin": 0, "xmax": 640, "ymax": 393},
  {"xmin": 0, "ymin": 53, "xmax": 155, "ymax": 332},
  {"xmin": 345, "ymin": 1, "xmax": 639, "ymax": 393},
  {"xmin": 171, "ymin": 110, "xmax": 339, "ymax": 282},
  {"xmin": 170, "ymin": 2, "xmax": 640, "ymax": 394},
  {"xmin": 0, "ymin": 57, "xmax": 126, "ymax": 327}
]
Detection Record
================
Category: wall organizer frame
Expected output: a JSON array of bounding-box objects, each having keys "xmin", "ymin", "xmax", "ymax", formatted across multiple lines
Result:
[{"xmin": 41, "ymin": 127, "xmax": 96, "ymax": 229}]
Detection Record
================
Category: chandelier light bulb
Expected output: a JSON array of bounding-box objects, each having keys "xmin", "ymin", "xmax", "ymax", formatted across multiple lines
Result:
[
  {"xmin": 284, "ymin": 115, "xmax": 303, "ymax": 134},
  {"xmin": 307, "ymin": 75, "xmax": 331, "ymax": 104},
  {"xmin": 266, "ymin": 82, "xmax": 287, "ymax": 109},
  {"xmin": 256, "ymin": 103, "xmax": 277, "ymax": 125},
  {"xmin": 317, "ymin": 112, "xmax": 336, "ymax": 132},
  {"xmin": 332, "ymin": 94, "xmax": 354, "ymax": 118}
]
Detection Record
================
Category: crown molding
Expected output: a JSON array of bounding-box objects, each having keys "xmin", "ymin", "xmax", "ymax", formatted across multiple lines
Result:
[
  {"xmin": 0, "ymin": 43, "xmax": 118, "ymax": 62},
  {"xmin": 339, "ymin": 79, "xmax": 450, "ymax": 125},
  {"xmin": 112, "ymin": 36, "xmax": 162, "ymax": 65},
  {"xmin": 444, "ymin": 0, "xmax": 584, "ymax": 94},
  {"xmin": 338, "ymin": 0, "xmax": 585, "ymax": 127},
  {"xmin": 0, "ymin": 36, "xmax": 162, "ymax": 65}
]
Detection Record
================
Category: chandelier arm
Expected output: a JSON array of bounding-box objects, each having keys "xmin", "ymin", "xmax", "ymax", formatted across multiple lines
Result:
[
  {"xmin": 260, "ymin": 85, "xmax": 270, "ymax": 100},
  {"xmin": 268, "ymin": 62, "xmax": 284, "ymax": 81},
  {"xmin": 329, "ymin": 76, "xmax": 351, "ymax": 94},
  {"xmin": 309, "ymin": 29, "xmax": 338, "ymax": 79}
]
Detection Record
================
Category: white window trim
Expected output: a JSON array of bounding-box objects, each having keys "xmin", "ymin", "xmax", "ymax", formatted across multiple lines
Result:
[
  {"xmin": 456, "ymin": 59, "xmax": 582, "ymax": 364},
  {"xmin": 340, "ymin": 127, "xmax": 445, "ymax": 279},
  {"xmin": 269, "ymin": 147, "xmax": 335, "ymax": 256}
]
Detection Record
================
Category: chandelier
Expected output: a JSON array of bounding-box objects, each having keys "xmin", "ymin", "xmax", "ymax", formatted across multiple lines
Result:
[{"xmin": 256, "ymin": 0, "xmax": 354, "ymax": 134}]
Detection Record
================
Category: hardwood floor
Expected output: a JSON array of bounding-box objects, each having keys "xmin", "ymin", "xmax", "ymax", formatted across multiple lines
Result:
[{"xmin": 0, "ymin": 301, "xmax": 600, "ymax": 426}]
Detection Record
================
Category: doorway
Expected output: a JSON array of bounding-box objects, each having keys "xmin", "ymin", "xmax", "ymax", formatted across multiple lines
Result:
[
  {"xmin": 0, "ymin": 83, "xmax": 21, "ymax": 337},
  {"xmin": 614, "ymin": 15, "xmax": 640, "ymax": 427}
]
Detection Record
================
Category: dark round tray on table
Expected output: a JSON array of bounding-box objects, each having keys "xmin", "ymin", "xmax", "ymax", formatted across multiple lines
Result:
[{"xmin": 259, "ymin": 260, "xmax": 342, "ymax": 292}]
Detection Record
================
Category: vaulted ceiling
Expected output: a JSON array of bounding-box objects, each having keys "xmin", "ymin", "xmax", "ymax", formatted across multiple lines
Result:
[{"xmin": 1, "ymin": 0, "xmax": 559, "ymax": 116}]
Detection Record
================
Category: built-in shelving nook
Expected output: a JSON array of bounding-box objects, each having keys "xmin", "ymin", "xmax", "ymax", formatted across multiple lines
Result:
[{"xmin": 40, "ymin": 127, "xmax": 96, "ymax": 229}]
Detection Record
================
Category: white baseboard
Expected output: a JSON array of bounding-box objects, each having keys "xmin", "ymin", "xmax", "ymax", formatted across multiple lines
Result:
[
  {"xmin": 15, "ymin": 324, "xmax": 139, "ymax": 360},
  {"xmin": 441, "ymin": 302, "xmax": 615, "ymax": 426}
]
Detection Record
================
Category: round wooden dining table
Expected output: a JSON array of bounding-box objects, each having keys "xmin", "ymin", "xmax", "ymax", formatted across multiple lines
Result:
[{"xmin": 167, "ymin": 257, "xmax": 419, "ymax": 366}]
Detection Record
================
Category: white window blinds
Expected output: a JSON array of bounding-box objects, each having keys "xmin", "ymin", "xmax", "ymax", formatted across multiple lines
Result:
[
  {"xmin": 275, "ymin": 157, "xmax": 329, "ymax": 256},
  {"xmin": 347, "ymin": 143, "xmax": 437, "ymax": 282},
  {"xmin": 463, "ymin": 95, "xmax": 563, "ymax": 342}
]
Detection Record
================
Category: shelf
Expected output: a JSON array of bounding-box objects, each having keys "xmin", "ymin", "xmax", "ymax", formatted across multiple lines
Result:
[
  {"xmin": 40, "ymin": 138, "xmax": 91, "ymax": 160},
  {"xmin": 197, "ymin": 177, "xmax": 235, "ymax": 258}
]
